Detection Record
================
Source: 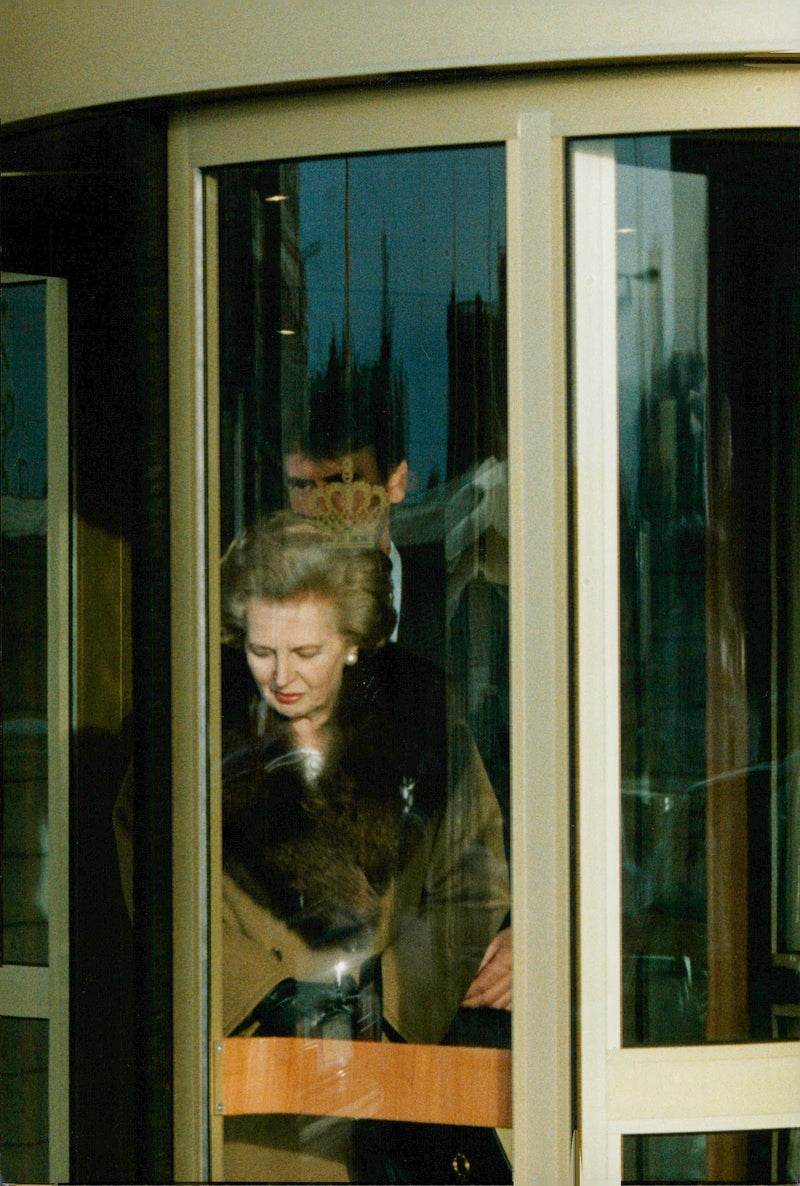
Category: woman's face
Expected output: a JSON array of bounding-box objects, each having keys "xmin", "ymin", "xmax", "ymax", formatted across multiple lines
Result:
[{"xmin": 244, "ymin": 594, "xmax": 353, "ymax": 732}]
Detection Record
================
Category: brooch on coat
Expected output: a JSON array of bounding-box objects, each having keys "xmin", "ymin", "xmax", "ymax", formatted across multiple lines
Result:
[{"xmin": 399, "ymin": 777, "xmax": 416, "ymax": 817}]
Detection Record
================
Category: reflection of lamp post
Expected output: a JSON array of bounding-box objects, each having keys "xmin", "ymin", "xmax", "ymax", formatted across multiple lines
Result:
[
  {"xmin": 1, "ymin": 294, "xmax": 17, "ymax": 497},
  {"xmin": 617, "ymin": 265, "xmax": 661, "ymax": 309},
  {"xmin": 343, "ymin": 157, "xmax": 352, "ymax": 391}
]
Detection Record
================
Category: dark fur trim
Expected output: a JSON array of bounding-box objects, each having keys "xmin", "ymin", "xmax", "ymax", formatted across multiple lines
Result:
[{"xmin": 222, "ymin": 645, "xmax": 449, "ymax": 947}]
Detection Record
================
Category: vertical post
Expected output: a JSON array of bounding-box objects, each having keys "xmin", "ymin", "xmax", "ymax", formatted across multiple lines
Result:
[{"xmin": 704, "ymin": 395, "xmax": 749, "ymax": 1181}]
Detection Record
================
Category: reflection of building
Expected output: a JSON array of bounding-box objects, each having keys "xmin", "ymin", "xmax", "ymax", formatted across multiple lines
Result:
[
  {"xmin": 217, "ymin": 161, "xmax": 307, "ymax": 541},
  {"xmin": 446, "ymin": 248, "xmax": 507, "ymax": 480},
  {"xmin": 275, "ymin": 164, "xmax": 309, "ymax": 413},
  {"xmin": 302, "ymin": 228, "xmax": 408, "ymax": 473},
  {"xmin": 442, "ymin": 248, "xmax": 510, "ymax": 856}
]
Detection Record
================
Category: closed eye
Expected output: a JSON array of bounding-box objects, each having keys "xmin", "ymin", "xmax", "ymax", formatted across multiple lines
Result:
[
  {"xmin": 246, "ymin": 644, "xmax": 274, "ymax": 658},
  {"xmin": 295, "ymin": 647, "xmax": 322, "ymax": 659}
]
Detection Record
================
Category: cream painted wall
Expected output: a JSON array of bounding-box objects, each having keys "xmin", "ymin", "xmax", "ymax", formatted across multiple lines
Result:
[{"xmin": 2, "ymin": 0, "xmax": 799, "ymax": 125}]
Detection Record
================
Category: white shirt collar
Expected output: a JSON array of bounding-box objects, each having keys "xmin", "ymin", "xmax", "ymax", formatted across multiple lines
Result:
[{"xmin": 389, "ymin": 539, "xmax": 402, "ymax": 641}]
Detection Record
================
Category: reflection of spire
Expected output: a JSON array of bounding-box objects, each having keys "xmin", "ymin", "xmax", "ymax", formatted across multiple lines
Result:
[
  {"xmin": 446, "ymin": 244, "xmax": 508, "ymax": 478},
  {"xmin": 381, "ymin": 230, "xmax": 390, "ymax": 346},
  {"xmin": 370, "ymin": 229, "xmax": 407, "ymax": 471},
  {"xmin": 649, "ymin": 240, "xmax": 664, "ymax": 396},
  {"xmin": 303, "ymin": 173, "xmax": 408, "ymax": 469},
  {"xmin": 343, "ymin": 158, "xmax": 352, "ymax": 389},
  {"xmin": 376, "ymin": 230, "xmax": 391, "ymax": 383}
]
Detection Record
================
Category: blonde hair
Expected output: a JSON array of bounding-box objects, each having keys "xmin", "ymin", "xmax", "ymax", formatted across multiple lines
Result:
[{"xmin": 221, "ymin": 510, "xmax": 396, "ymax": 651}]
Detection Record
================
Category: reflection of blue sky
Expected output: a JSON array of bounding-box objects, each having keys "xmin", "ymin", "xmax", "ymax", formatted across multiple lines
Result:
[
  {"xmin": 299, "ymin": 146, "xmax": 505, "ymax": 492},
  {"xmin": 1, "ymin": 281, "xmax": 48, "ymax": 499}
]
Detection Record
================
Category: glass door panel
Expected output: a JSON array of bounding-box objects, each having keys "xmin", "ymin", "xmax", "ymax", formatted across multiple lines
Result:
[
  {"xmin": 0, "ymin": 273, "xmax": 70, "ymax": 1185},
  {"xmin": 172, "ymin": 92, "xmax": 566, "ymax": 1184},
  {"xmin": 611, "ymin": 132, "xmax": 800, "ymax": 1049},
  {"xmin": 571, "ymin": 131, "xmax": 800, "ymax": 1183},
  {"xmin": 207, "ymin": 145, "xmax": 512, "ymax": 1182},
  {"xmin": 623, "ymin": 1126, "xmax": 800, "ymax": 1185},
  {"xmin": 2, "ymin": 278, "xmax": 51, "ymax": 970}
]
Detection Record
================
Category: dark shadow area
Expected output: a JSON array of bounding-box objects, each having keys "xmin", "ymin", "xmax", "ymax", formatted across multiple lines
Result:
[{"xmin": 2, "ymin": 111, "xmax": 171, "ymax": 1183}]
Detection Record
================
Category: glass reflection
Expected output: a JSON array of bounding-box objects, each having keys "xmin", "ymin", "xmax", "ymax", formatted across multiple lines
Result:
[
  {"xmin": 1, "ymin": 278, "xmax": 50, "ymax": 967},
  {"xmin": 0, "ymin": 1015, "xmax": 49, "ymax": 1184},
  {"xmin": 623, "ymin": 1127, "xmax": 800, "ymax": 1185},
  {"xmin": 616, "ymin": 133, "xmax": 800, "ymax": 1050},
  {"xmin": 211, "ymin": 145, "xmax": 511, "ymax": 1183}
]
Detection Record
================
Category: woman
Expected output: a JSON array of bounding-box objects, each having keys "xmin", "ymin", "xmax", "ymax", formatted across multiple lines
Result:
[{"xmin": 220, "ymin": 512, "xmax": 509, "ymax": 1182}]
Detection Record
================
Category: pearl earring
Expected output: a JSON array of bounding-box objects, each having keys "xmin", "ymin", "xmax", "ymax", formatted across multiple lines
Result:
[{"xmin": 345, "ymin": 650, "xmax": 358, "ymax": 666}]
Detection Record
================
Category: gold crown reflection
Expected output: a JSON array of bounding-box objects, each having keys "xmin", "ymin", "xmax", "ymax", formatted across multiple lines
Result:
[{"xmin": 295, "ymin": 459, "xmax": 389, "ymax": 547}]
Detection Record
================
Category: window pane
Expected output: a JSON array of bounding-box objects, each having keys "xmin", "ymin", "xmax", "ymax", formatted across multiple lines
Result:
[
  {"xmin": 623, "ymin": 1127, "xmax": 800, "ymax": 1184},
  {"xmin": 211, "ymin": 146, "xmax": 510, "ymax": 1181},
  {"xmin": 1, "ymin": 279, "xmax": 49, "ymax": 967},
  {"xmin": 611, "ymin": 132, "xmax": 800, "ymax": 1047},
  {"xmin": 0, "ymin": 1015, "xmax": 49, "ymax": 1184}
]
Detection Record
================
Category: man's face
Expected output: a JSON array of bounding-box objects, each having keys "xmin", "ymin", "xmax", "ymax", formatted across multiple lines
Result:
[{"xmin": 284, "ymin": 445, "xmax": 408, "ymax": 551}]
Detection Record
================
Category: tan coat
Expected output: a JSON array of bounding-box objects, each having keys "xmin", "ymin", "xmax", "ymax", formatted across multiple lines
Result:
[{"xmin": 222, "ymin": 732, "xmax": 509, "ymax": 1182}]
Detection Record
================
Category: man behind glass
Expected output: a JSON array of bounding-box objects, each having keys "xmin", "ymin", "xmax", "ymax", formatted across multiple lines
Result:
[{"xmin": 276, "ymin": 395, "xmax": 511, "ymax": 1016}]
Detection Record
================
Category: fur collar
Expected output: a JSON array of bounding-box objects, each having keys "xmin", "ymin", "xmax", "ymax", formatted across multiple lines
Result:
[{"xmin": 223, "ymin": 645, "xmax": 447, "ymax": 948}]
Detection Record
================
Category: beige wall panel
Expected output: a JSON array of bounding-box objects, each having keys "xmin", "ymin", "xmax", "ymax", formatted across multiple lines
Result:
[
  {"xmin": 607, "ymin": 1045, "xmax": 800, "ymax": 1131},
  {"xmin": 2, "ymin": 0, "xmax": 799, "ymax": 124}
]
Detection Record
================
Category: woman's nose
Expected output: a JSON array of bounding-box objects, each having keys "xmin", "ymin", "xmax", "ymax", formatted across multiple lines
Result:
[{"xmin": 273, "ymin": 652, "xmax": 294, "ymax": 688}]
